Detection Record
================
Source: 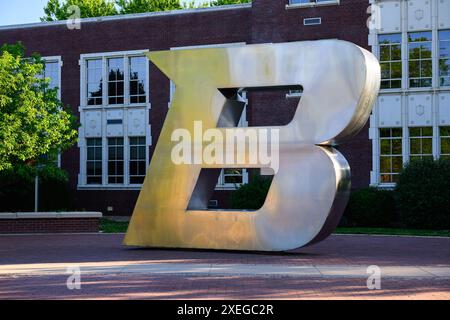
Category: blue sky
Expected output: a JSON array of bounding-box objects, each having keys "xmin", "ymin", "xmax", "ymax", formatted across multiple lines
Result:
[{"xmin": 0, "ymin": 0, "xmax": 207, "ymax": 27}]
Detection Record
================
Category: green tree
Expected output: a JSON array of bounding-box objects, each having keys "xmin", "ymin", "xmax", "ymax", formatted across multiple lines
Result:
[
  {"xmin": 41, "ymin": 0, "xmax": 252, "ymax": 21},
  {"xmin": 0, "ymin": 43, "xmax": 78, "ymax": 172},
  {"xmin": 117, "ymin": 0, "xmax": 182, "ymax": 14},
  {"xmin": 41, "ymin": 0, "xmax": 117, "ymax": 21},
  {"xmin": 210, "ymin": 0, "xmax": 251, "ymax": 5}
]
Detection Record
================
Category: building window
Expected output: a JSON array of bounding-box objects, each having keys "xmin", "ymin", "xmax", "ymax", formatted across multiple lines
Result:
[
  {"xmin": 379, "ymin": 34, "xmax": 402, "ymax": 89},
  {"xmin": 303, "ymin": 18, "xmax": 321, "ymax": 26},
  {"xmin": 409, "ymin": 127, "xmax": 433, "ymax": 161},
  {"xmin": 129, "ymin": 137, "xmax": 147, "ymax": 184},
  {"xmin": 380, "ymin": 128, "xmax": 403, "ymax": 183},
  {"xmin": 42, "ymin": 58, "xmax": 62, "ymax": 167},
  {"xmin": 84, "ymin": 53, "xmax": 148, "ymax": 106},
  {"xmin": 44, "ymin": 61, "xmax": 60, "ymax": 91},
  {"xmin": 129, "ymin": 56, "xmax": 147, "ymax": 104},
  {"xmin": 440, "ymin": 127, "xmax": 450, "ymax": 160},
  {"xmin": 87, "ymin": 59, "xmax": 103, "ymax": 106},
  {"xmin": 86, "ymin": 138, "xmax": 102, "ymax": 184},
  {"xmin": 289, "ymin": 0, "xmax": 337, "ymax": 4},
  {"xmin": 439, "ymin": 30, "xmax": 450, "ymax": 87},
  {"xmin": 408, "ymin": 32, "xmax": 432, "ymax": 88},
  {"xmin": 108, "ymin": 58, "xmax": 124, "ymax": 105},
  {"xmin": 108, "ymin": 137, "xmax": 124, "ymax": 184}
]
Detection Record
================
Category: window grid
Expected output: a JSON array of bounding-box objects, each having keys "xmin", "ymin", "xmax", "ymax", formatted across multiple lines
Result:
[
  {"xmin": 439, "ymin": 30, "xmax": 450, "ymax": 87},
  {"xmin": 222, "ymin": 169, "xmax": 244, "ymax": 185},
  {"xmin": 85, "ymin": 54, "xmax": 147, "ymax": 107},
  {"xmin": 408, "ymin": 32, "xmax": 432, "ymax": 88},
  {"xmin": 440, "ymin": 127, "xmax": 450, "ymax": 160},
  {"xmin": 108, "ymin": 137, "xmax": 124, "ymax": 184},
  {"xmin": 289, "ymin": 0, "xmax": 336, "ymax": 4},
  {"xmin": 43, "ymin": 59, "xmax": 61, "ymax": 168},
  {"xmin": 86, "ymin": 138, "xmax": 103, "ymax": 184},
  {"xmin": 380, "ymin": 128, "xmax": 403, "ymax": 184},
  {"xmin": 379, "ymin": 34, "xmax": 402, "ymax": 89},
  {"xmin": 44, "ymin": 61, "xmax": 60, "ymax": 91},
  {"xmin": 129, "ymin": 137, "xmax": 147, "ymax": 184},
  {"xmin": 129, "ymin": 57, "xmax": 147, "ymax": 104},
  {"xmin": 409, "ymin": 127, "xmax": 433, "ymax": 162},
  {"xmin": 108, "ymin": 58, "xmax": 124, "ymax": 105},
  {"xmin": 87, "ymin": 59, "xmax": 103, "ymax": 106}
]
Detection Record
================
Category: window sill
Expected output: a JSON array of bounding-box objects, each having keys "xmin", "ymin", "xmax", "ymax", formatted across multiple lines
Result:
[
  {"xmin": 80, "ymin": 103, "xmax": 150, "ymax": 110},
  {"xmin": 375, "ymin": 183, "xmax": 396, "ymax": 190},
  {"xmin": 286, "ymin": 93, "xmax": 302, "ymax": 99},
  {"xmin": 78, "ymin": 185, "xmax": 142, "ymax": 191},
  {"xmin": 286, "ymin": 1, "xmax": 339, "ymax": 10},
  {"xmin": 215, "ymin": 185, "xmax": 241, "ymax": 191},
  {"xmin": 379, "ymin": 87, "xmax": 450, "ymax": 94}
]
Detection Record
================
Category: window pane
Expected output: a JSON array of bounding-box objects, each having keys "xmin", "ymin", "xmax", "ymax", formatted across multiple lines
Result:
[
  {"xmin": 410, "ymin": 138, "xmax": 421, "ymax": 154},
  {"xmin": 440, "ymin": 127, "xmax": 450, "ymax": 136},
  {"xmin": 108, "ymin": 58, "xmax": 124, "ymax": 105},
  {"xmin": 392, "ymin": 157, "xmax": 403, "ymax": 172},
  {"xmin": 108, "ymin": 137, "xmax": 124, "ymax": 184},
  {"xmin": 442, "ymin": 138, "xmax": 450, "ymax": 154},
  {"xmin": 409, "ymin": 32, "xmax": 432, "ymax": 88},
  {"xmin": 86, "ymin": 59, "xmax": 102, "ymax": 106},
  {"xmin": 379, "ymin": 128, "xmax": 403, "ymax": 183},
  {"xmin": 422, "ymin": 138, "xmax": 432, "ymax": 154},
  {"xmin": 129, "ymin": 56, "xmax": 147, "ymax": 103},
  {"xmin": 380, "ymin": 157, "xmax": 391, "ymax": 172},
  {"xmin": 86, "ymin": 138, "xmax": 102, "ymax": 185},
  {"xmin": 392, "ymin": 139, "xmax": 402, "ymax": 154}
]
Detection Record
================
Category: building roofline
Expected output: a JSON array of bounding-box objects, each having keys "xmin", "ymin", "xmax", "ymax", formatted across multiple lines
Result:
[{"xmin": 0, "ymin": 3, "xmax": 252, "ymax": 31}]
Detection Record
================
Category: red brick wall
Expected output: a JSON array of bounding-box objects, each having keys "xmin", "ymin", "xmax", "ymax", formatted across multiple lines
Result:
[{"xmin": 0, "ymin": 218, "xmax": 100, "ymax": 234}]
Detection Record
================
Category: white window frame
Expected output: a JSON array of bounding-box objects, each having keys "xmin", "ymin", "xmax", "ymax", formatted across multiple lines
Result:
[
  {"xmin": 78, "ymin": 50, "xmax": 151, "ymax": 190},
  {"xmin": 439, "ymin": 126, "xmax": 450, "ymax": 159},
  {"xmin": 303, "ymin": 17, "xmax": 322, "ymax": 26},
  {"xmin": 286, "ymin": 0, "xmax": 340, "ymax": 10},
  {"xmin": 43, "ymin": 56, "xmax": 63, "ymax": 168},
  {"xmin": 379, "ymin": 127, "xmax": 403, "ymax": 186},
  {"xmin": 378, "ymin": 33, "xmax": 403, "ymax": 90},
  {"xmin": 408, "ymin": 127, "xmax": 434, "ymax": 162},
  {"xmin": 408, "ymin": 31, "xmax": 433, "ymax": 89},
  {"xmin": 439, "ymin": 30, "xmax": 450, "ymax": 88}
]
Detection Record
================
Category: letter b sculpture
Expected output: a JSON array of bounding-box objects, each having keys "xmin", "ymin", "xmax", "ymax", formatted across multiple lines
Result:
[{"xmin": 124, "ymin": 40, "xmax": 380, "ymax": 251}]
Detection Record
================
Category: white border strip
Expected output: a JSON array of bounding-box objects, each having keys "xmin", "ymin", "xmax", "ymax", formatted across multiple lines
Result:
[{"xmin": 0, "ymin": 3, "xmax": 252, "ymax": 31}]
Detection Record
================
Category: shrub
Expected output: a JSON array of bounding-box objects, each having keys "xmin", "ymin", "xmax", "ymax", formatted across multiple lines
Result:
[
  {"xmin": 0, "ymin": 163, "xmax": 72, "ymax": 212},
  {"xmin": 343, "ymin": 187, "xmax": 397, "ymax": 227},
  {"xmin": 230, "ymin": 174, "xmax": 272, "ymax": 210},
  {"xmin": 396, "ymin": 158, "xmax": 450, "ymax": 229}
]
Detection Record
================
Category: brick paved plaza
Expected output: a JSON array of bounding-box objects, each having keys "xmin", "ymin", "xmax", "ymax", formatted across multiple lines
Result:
[{"xmin": 0, "ymin": 234, "xmax": 449, "ymax": 300}]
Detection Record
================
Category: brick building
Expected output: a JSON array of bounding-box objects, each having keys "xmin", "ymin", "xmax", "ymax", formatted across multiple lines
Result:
[{"xmin": 0, "ymin": 0, "xmax": 448, "ymax": 216}]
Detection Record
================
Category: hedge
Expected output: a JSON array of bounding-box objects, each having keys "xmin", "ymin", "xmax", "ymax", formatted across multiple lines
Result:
[
  {"xmin": 396, "ymin": 158, "xmax": 450, "ymax": 229},
  {"xmin": 0, "ymin": 164, "xmax": 72, "ymax": 212}
]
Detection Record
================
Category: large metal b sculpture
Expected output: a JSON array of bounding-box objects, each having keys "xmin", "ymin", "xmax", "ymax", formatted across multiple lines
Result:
[{"xmin": 124, "ymin": 40, "xmax": 380, "ymax": 251}]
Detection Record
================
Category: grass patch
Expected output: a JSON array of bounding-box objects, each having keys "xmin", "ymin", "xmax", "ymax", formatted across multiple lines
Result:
[
  {"xmin": 335, "ymin": 227, "xmax": 450, "ymax": 237},
  {"xmin": 99, "ymin": 219, "xmax": 450, "ymax": 237},
  {"xmin": 100, "ymin": 218, "xmax": 129, "ymax": 233}
]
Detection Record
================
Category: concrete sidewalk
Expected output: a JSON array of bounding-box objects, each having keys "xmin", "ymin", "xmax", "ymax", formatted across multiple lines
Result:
[
  {"xmin": 1, "ymin": 261, "xmax": 449, "ymax": 279},
  {"xmin": 0, "ymin": 233, "xmax": 449, "ymax": 299}
]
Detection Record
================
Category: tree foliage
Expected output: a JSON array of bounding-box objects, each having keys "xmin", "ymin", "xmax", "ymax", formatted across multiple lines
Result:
[
  {"xmin": 41, "ymin": 0, "xmax": 118, "ymax": 21},
  {"xmin": 0, "ymin": 43, "xmax": 78, "ymax": 171},
  {"xmin": 117, "ymin": 0, "xmax": 182, "ymax": 14},
  {"xmin": 210, "ymin": 0, "xmax": 251, "ymax": 6},
  {"xmin": 41, "ymin": 0, "xmax": 251, "ymax": 20},
  {"xmin": 396, "ymin": 158, "xmax": 450, "ymax": 229}
]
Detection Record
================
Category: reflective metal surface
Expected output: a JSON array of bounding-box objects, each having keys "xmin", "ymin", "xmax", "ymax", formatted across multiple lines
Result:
[{"xmin": 124, "ymin": 40, "xmax": 380, "ymax": 251}]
